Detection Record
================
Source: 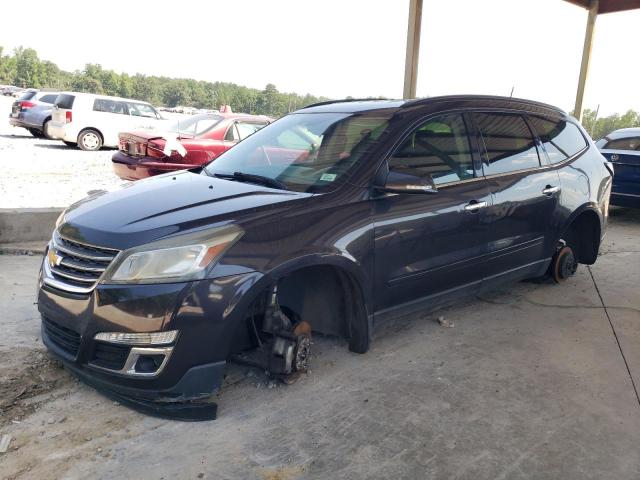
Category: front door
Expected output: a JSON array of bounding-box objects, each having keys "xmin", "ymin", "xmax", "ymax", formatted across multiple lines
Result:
[{"xmin": 373, "ymin": 113, "xmax": 491, "ymax": 311}]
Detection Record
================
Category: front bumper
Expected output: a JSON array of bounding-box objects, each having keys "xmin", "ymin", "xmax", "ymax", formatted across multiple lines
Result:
[
  {"xmin": 112, "ymin": 151, "xmax": 200, "ymax": 181},
  {"xmin": 38, "ymin": 255, "xmax": 263, "ymax": 417}
]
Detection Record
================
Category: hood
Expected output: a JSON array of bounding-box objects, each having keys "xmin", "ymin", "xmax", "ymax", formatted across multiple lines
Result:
[{"xmin": 58, "ymin": 171, "xmax": 309, "ymax": 250}]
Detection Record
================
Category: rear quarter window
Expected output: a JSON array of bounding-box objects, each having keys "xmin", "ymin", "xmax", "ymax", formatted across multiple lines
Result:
[
  {"xmin": 18, "ymin": 91, "xmax": 36, "ymax": 101},
  {"xmin": 528, "ymin": 116, "xmax": 588, "ymax": 164},
  {"xmin": 94, "ymin": 98, "xmax": 127, "ymax": 114},
  {"xmin": 55, "ymin": 94, "xmax": 76, "ymax": 110}
]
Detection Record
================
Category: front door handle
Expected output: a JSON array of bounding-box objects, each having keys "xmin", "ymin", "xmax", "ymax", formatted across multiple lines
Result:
[
  {"xmin": 464, "ymin": 201, "xmax": 487, "ymax": 212},
  {"xmin": 542, "ymin": 185, "xmax": 561, "ymax": 196}
]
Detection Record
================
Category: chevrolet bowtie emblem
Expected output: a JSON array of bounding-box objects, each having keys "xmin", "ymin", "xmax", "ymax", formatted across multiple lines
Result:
[{"xmin": 47, "ymin": 248, "xmax": 64, "ymax": 267}]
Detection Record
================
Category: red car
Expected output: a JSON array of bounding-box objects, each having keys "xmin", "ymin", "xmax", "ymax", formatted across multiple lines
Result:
[{"xmin": 112, "ymin": 112, "xmax": 271, "ymax": 180}]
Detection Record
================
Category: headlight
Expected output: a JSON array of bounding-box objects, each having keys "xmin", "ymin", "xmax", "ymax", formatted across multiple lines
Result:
[
  {"xmin": 94, "ymin": 330, "xmax": 178, "ymax": 345},
  {"xmin": 102, "ymin": 225, "xmax": 242, "ymax": 284}
]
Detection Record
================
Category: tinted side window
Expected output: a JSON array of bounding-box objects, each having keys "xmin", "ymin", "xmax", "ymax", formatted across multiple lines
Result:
[
  {"xmin": 474, "ymin": 113, "xmax": 540, "ymax": 175},
  {"xmin": 39, "ymin": 94, "xmax": 57, "ymax": 104},
  {"xmin": 93, "ymin": 99, "xmax": 126, "ymax": 114},
  {"xmin": 389, "ymin": 114, "xmax": 474, "ymax": 185},
  {"xmin": 604, "ymin": 137, "xmax": 640, "ymax": 151},
  {"xmin": 528, "ymin": 116, "xmax": 588, "ymax": 163},
  {"xmin": 18, "ymin": 91, "xmax": 36, "ymax": 101},
  {"xmin": 54, "ymin": 94, "xmax": 75, "ymax": 109},
  {"xmin": 127, "ymin": 102, "xmax": 158, "ymax": 118}
]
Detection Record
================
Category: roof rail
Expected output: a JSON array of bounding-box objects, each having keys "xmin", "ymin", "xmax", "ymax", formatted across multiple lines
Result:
[
  {"xmin": 401, "ymin": 95, "xmax": 565, "ymax": 114},
  {"xmin": 301, "ymin": 98, "xmax": 390, "ymax": 109}
]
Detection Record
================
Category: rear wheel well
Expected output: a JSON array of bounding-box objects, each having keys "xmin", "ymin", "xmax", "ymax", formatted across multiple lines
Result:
[{"xmin": 562, "ymin": 209, "xmax": 601, "ymax": 265}]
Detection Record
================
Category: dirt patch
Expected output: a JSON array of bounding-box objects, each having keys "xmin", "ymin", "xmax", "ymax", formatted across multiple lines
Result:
[{"xmin": 0, "ymin": 348, "xmax": 72, "ymax": 426}]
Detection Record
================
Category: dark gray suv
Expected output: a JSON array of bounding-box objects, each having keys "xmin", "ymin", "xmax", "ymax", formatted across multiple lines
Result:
[{"xmin": 38, "ymin": 95, "xmax": 612, "ymax": 419}]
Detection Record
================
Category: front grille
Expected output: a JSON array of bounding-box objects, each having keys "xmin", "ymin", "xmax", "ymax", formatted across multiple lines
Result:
[
  {"xmin": 91, "ymin": 342, "xmax": 130, "ymax": 371},
  {"xmin": 46, "ymin": 232, "xmax": 119, "ymax": 294},
  {"xmin": 43, "ymin": 316, "xmax": 81, "ymax": 357}
]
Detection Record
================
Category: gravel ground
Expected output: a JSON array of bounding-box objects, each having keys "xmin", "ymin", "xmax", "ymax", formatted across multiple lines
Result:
[{"xmin": 0, "ymin": 95, "xmax": 126, "ymax": 209}]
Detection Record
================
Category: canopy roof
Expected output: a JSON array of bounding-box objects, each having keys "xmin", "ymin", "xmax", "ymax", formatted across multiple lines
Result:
[{"xmin": 564, "ymin": 0, "xmax": 640, "ymax": 14}]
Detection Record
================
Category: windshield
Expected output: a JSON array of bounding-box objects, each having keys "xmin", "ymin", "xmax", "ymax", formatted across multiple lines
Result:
[
  {"xmin": 169, "ymin": 114, "xmax": 223, "ymax": 137},
  {"xmin": 204, "ymin": 112, "xmax": 391, "ymax": 193}
]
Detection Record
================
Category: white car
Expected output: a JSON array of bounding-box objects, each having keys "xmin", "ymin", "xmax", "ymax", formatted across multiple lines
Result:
[{"xmin": 48, "ymin": 92, "xmax": 167, "ymax": 151}]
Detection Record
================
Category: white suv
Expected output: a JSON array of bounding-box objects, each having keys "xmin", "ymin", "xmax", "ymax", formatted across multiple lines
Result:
[{"xmin": 49, "ymin": 92, "xmax": 167, "ymax": 151}]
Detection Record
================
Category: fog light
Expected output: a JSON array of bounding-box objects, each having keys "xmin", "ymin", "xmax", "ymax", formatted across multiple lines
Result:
[
  {"xmin": 94, "ymin": 330, "xmax": 178, "ymax": 346},
  {"xmin": 135, "ymin": 354, "xmax": 166, "ymax": 373}
]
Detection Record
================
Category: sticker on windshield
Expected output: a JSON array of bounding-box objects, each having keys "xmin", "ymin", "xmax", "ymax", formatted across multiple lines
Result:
[{"xmin": 320, "ymin": 173, "xmax": 337, "ymax": 182}]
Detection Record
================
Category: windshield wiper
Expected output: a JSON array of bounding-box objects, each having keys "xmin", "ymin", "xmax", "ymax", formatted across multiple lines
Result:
[{"xmin": 212, "ymin": 171, "xmax": 288, "ymax": 191}]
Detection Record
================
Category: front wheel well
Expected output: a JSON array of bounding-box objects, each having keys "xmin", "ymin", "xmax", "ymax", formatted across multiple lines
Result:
[
  {"xmin": 562, "ymin": 209, "xmax": 601, "ymax": 265},
  {"xmin": 238, "ymin": 265, "xmax": 371, "ymax": 355}
]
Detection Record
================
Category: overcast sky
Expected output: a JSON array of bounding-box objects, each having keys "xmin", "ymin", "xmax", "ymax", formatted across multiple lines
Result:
[{"xmin": 1, "ymin": 0, "xmax": 638, "ymax": 116}]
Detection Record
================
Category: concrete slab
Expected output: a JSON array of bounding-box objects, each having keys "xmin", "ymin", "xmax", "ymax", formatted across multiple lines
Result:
[
  {"xmin": 0, "ymin": 212, "xmax": 639, "ymax": 479},
  {"xmin": 0, "ymin": 208, "xmax": 62, "ymax": 243},
  {"xmin": 590, "ymin": 206, "xmax": 640, "ymax": 402}
]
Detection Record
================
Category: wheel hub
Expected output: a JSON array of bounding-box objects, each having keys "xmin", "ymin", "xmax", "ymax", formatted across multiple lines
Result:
[{"xmin": 554, "ymin": 246, "xmax": 577, "ymax": 282}]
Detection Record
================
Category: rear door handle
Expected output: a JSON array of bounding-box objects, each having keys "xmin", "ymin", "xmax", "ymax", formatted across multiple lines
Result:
[
  {"xmin": 542, "ymin": 185, "xmax": 561, "ymax": 196},
  {"xmin": 464, "ymin": 201, "xmax": 487, "ymax": 212}
]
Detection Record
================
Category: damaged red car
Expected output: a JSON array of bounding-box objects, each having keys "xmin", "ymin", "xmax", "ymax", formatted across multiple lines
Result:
[{"xmin": 112, "ymin": 112, "xmax": 271, "ymax": 180}]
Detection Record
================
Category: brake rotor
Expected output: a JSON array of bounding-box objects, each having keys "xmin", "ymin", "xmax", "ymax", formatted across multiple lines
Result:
[
  {"xmin": 281, "ymin": 321, "xmax": 311, "ymax": 385},
  {"xmin": 553, "ymin": 246, "xmax": 577, "ymax": 283}
]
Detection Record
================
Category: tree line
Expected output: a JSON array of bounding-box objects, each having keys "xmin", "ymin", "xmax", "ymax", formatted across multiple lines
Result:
[
  {"xmin": 580, "ymin": 108, "xmax": 640, "ymax": 141},
  {"xmin": 0, "ymin": 46, "xmax": 329, "ymax": 117},
  {"xmin": 1, "ymin": 46, "xmax": 639, "ymax": 135}
]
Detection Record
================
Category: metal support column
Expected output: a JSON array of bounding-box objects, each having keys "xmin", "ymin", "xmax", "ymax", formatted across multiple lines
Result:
[
  {"xmin": 574, "ymin": 0, "xmax": 598, "ymax": 121},
  {"xmin": 403, "ymin": 0, "xmax": 423, "ymax": 99}
]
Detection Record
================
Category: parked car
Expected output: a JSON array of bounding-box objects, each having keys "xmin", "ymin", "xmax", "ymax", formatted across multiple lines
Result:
[
  {"xmin": 38, "ymin": 96, "xmax": 611, "ymax": 419},
  {"xmin": 596, "ymin": 128, "xmax": 640, "ymax": 207},
  {"xmin": 2, "ymin": 85, "xmax": 25, "ymax": 97},
  {"xmin": 112, "ymin": 113, "xmax": 272, "ymax": 180},
  {"xmin": 8, "ymin": 89, "xmax": 60, "ymax": 138},
  {"xmin": 48, "ymin": 92, "xmax": 167, "ymax": 151}
]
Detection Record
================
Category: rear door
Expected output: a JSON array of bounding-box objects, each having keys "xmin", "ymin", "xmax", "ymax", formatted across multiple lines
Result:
[
  {"xmin": 93, "ymin": 98, "xmax": 129, "ymax": 146},
  {"xmin": 599, "ymin": 135, "xmax": 640, "ymax": 203},
  {"xmin": 373, "ymin": 112, "xmax": 492, "ymax": 311},
  {"xmin": 471, "ymin": 112, "xmax": 562, "ymax": 280}
]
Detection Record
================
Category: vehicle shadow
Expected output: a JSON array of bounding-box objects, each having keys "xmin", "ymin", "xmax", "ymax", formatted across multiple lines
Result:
[
  {"xmin": 0, "ymin": 134, "xmax": 34, "ymax": 140},
  {"xmin": 34, "ymin": 144, "xmax": 73, "ymax": 150}
]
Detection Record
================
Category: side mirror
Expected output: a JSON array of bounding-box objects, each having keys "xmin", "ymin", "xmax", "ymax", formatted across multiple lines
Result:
[{"xmin": 377, "ymin": 170, "xmax": 438, "ymax": 194}]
